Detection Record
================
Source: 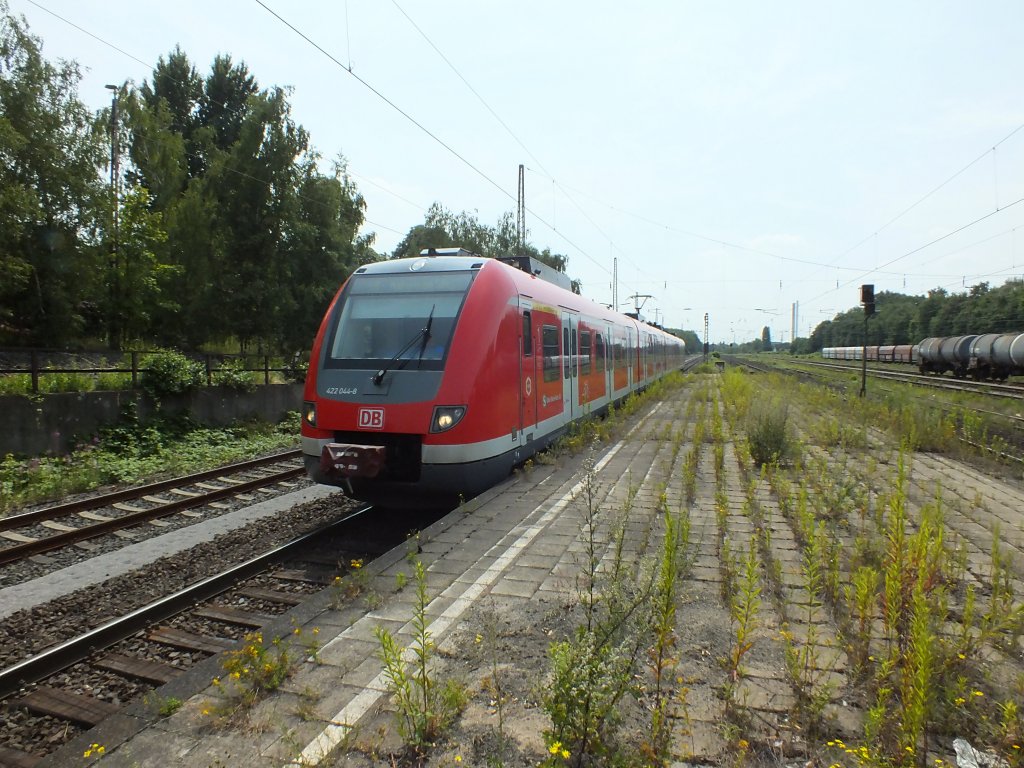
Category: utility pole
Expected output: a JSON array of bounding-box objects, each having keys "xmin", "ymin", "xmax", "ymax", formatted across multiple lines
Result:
[
  {"xmin": 626, "ymin": 292, "xmax": 653, "ymax": 315},
  {"xmin": 105, "ymin": 84, "xmax": 120, "ymax": 350},
  {"xmin": 612, "ymin": 257, "xmax": 618, "ymax": 312},
  {"xmin": 516, "ymin": 164, "xmax": 526, "ymax": 252},
  {"xmin": 704, "ymin": 313, "xmax": 709, "ymax": 360}
]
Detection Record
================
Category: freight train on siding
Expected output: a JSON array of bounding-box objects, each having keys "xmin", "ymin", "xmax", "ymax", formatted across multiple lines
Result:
[
  {"xmin": 301, "ymin": 249, "xmax": 686, "ymax": 506},
  {"xmin": 822, "ymin": 332, "xmax": 1024, "ymax": 380}
]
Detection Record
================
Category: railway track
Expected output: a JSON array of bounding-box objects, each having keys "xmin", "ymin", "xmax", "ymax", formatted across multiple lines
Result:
[
  {"xmin": 796, "ymin": 359, "xmax": 1024, "ymax": 400},
  {"xmin": 0, "ymin": 502, "xmax": 440, "ymax": 766},
  {"xmin": 734, "ymin": 355, "xmax": 1024, "ymax": 462},
  {"xmin": 0, "ymin": 450, "xmax": 304, "ymax": 568}
]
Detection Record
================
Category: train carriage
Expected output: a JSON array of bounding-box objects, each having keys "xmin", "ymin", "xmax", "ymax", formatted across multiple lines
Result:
[{"xmin": 301, "ymin": 249, "xmax": 684, "ymax": 506}]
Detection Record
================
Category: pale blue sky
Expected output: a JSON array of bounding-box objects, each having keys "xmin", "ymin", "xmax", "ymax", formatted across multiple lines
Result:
[{"xmin": 13, "ymin": 0, "xmax": 1024, "ymax": 344}]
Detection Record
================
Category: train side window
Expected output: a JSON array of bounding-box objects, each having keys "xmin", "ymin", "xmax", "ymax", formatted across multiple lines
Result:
[
  {"xmin": 542, "ymin": 325, "xmax": 559, "ymax": 382},
  {"xmin": 580, "ymin": 331, "xmax": 592, "ymax": 375},
  {"xmin": 595, "ymin": 333, "xmax": 605, "ymax": 372},
  {"xmin": 563, "ymin": 327, "xmax": 570, "ymax": 379},
  {"xmin": 522, "ymin": 311, "xmax": 532, "ymax": 356}
]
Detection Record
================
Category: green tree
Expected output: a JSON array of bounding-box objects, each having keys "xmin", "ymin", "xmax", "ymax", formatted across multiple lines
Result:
[
  {"xmin": 276, "ymin": 158, "xmax": 374, "ymax": 352},
  {"xmin": 128, "ymin": 50, "xmax": 371, "ymax": 352},
  {"xmin": 0, "ymin": 2, "xmax": 106, "ymax": 345},
  {"xmin": 109, "ymin": 186, "xmax": 173, "ymax": 344},
  {"xmin": 761, "ymin": 325, "xmax": 772, "ymax": 351},
  {"xmin": 393, "ymin": 203, "xmax": 579, "ymax": 291}
]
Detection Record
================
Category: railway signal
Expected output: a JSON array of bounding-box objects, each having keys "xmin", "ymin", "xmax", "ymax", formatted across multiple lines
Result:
[{"xmin": 859, "ymin": 285, "xmax": 874, "ymax": 396}]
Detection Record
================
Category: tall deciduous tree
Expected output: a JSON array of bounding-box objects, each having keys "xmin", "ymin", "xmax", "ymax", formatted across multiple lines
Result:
[
  {"xmin": 129, "ymin": 50, "xmax": 370, "ymax": 352},
  {"xmin": 0, "ymin": 1, "xmax": 105, "ymax": 344}
]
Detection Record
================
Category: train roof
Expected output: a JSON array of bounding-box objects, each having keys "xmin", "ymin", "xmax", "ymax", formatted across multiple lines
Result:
[
  {"xmin": 356, "ymin": 250, "xmax": 574, "ymax": 294},
  {"xmin": 354, "ymin": 251, "xmax": 679, "ymax": 341}
]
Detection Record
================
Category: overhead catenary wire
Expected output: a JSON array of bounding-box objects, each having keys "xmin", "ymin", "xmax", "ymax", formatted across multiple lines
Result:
[
  {"xmin": 806, "ymin": 197, "xmax": 1024, "ymax": 305},
  {"xmin": 252, "ymin": 0, "xmax": 614, "ymax": 281},
  {"xmin": 19, "ymin": 0, "xmax": 1024, "ymax": 329}
]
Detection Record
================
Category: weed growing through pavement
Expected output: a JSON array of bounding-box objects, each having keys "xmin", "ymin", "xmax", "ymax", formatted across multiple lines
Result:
[
  {"xmin": 724, "ymin": 537, "xmax": 761, "ymax": 720},
  {"xmin": 746, "ymin": 396, "xmax": 794, "ymax": 467},
  {"xmin": 375, "ymin": 559, "xmax": 467, "ymax": 757},
  {"xmin": 642, "ymin": 503, "xmax": 691, "ymax": 764},
  {"xmin": 542, "ymin": 456, "xmax": 658, "ymax": 766},
  {"xmin": 204, "ymin": 630, "xmax": 298, "ymax": 721},
  {"xmin": 143, "ymin": 692, "xmax": 183, "ymax": 718},
  {"xmin": 479, "ymin": 607, "xmax": 509, "ymax": 768},
  {"xmin": 329, "ymin": 557, "xmax": 371, "ymax": 609}
]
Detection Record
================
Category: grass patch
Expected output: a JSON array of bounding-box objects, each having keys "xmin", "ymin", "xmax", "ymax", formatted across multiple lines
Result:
[{"xmin": 0, "ymin": 411, "xmax": 300, "ymax": 516}]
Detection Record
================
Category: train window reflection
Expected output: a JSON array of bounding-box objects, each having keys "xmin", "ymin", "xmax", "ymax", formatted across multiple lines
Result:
[
  {"xmin": 542, "ymin": 325, "xmax": 560, "ymax": 382},
  {"xmin": 325, "ymin": 272, "xmax": 473, "ymax": 369}
]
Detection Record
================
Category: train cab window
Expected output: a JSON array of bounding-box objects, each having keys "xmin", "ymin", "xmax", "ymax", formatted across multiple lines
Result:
[
  {"xmin": 522, "ymin": 311, "xmax": 532, "ymax": 356},
  {"xmin": 324, "ymin": 270, "xmax": 474, "ymax": 370},
  {"xmin": 542, "ymin": 325, "xmax": 559, "ymax": 382},
  {"xmin": 580, "ymin": 331, "xmax": 592, "ymax": 375},
  {"xmin": 596, "ymin": 333, "xmax": 605, "ymax": 372}
]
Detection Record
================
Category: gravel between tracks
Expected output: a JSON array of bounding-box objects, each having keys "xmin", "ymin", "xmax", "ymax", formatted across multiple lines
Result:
[{"xmin": 0, "ymin": 492, "xmax": 355, "ymax": 668}]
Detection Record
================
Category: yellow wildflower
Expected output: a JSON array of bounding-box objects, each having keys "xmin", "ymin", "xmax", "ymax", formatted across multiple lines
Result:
[
  {"xmin": 561, "ymin": 749, "xmax": 570, "ymax": 759},
  {"xmin": 83, "ymin": 743, "xmax": 106, "ymax": 758},
  {"xmin": 549, "ymin": 741, "xmax": 562, "ymax": 755},
  {"xmin": 350, "ymin": 558, "xmax": 363, "ymax": 569}
]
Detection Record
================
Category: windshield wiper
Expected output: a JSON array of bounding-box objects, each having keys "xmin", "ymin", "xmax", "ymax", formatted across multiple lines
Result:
[
  {"xmin": 416, "ymin": 305, "xmax": 435, "ymax": 364},
  {"xmin": 372, "ymin": 305, "xmax": 435, "ymax": 386}
]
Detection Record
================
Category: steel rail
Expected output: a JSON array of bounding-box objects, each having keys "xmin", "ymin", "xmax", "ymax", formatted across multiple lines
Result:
[
  {"xmin": 0, "ymin": 466, "xmax": 304, "ymax": 566},
  {"xmin": 0, "ymin": 449, "xmax": 303, "ymax": 533},
  {"xmin": 796, "ymin": 360, "xmax": 1024, "ymax": 399},
  {"xmin": 0, "ymin": 507, "xmax": 368, "ymax": 700}
]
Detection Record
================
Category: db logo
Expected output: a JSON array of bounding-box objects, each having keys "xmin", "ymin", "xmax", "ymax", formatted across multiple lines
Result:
[{"xmin": 358, "ymin": 407, "xmax": 385, "ymax": 430}]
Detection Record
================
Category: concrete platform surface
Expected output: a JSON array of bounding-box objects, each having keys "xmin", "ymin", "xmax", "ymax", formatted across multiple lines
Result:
[{"xmin": 43, "ymin": 388, "xmax": 740, "ymax": 767}]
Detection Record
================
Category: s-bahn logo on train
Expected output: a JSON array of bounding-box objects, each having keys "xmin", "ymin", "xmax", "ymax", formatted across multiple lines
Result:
[{"xmin": 358, "ymin": 407, "xmax": 385, "ymax": 430}]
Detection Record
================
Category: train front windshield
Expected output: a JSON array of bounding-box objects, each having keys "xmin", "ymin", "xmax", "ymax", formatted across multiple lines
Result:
[{"xmin": 324, "ymin": 271, "xmax": 474, "ymax": 370}]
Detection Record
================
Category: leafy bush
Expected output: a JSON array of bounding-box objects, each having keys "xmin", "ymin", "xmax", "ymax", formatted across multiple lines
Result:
[
  {"xmin": 212, "ymin": 358, "xmax": 258, "ymax": 392},
  {"xmin": 282, "ymin": 352, "xmax": 309, "ymax": 383},
  {"xmin": 746, "ymin": 397, "xmax": 794, "ymax": 466},
  {"xmin": 139, "ymin": 349, "xmax": 204, "ymax": 399}
]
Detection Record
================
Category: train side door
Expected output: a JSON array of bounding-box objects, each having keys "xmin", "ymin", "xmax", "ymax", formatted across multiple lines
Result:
[
  {"xmin": 627, "ymin": 327, "xmax": 635, "ymax": 390},
  {"xmin": 519, "ymin": 300, "xmax": 537, "ymax": 437},
  {"xmin": 604, "ymin": 324, "xmax": 614, "ymax": 399},
  {"xmin": 561, "ymin": 312, "xmax": 579, "ymax": 421}
]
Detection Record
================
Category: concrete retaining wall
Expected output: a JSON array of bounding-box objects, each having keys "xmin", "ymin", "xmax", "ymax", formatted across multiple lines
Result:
[{"xmin": 0, "ymin": 384, "xmax": 304, "ymax": 456}]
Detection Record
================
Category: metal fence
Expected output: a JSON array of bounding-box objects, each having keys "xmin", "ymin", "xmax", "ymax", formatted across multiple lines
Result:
[{"xmin": 0, "ymin": 350, "xmax": 302, "ymax": 393}]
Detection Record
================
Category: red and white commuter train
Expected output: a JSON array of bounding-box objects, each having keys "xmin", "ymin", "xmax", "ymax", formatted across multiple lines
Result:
[{"xmin": 301, "ymin": 249, "xmax": 686, "ymax": 506}]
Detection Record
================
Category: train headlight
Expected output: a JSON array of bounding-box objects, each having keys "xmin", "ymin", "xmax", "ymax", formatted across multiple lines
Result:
[
  {"xmin": 430, "ymin": 405, "xmax": 466, "ymax": 433},
  {"xmin": 302, "ymin": 400, "xmax": 317, "ymax": 427}
]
